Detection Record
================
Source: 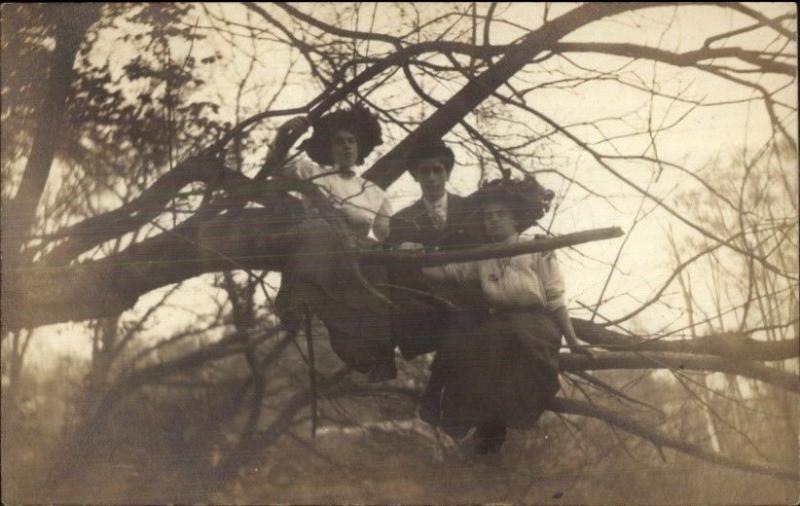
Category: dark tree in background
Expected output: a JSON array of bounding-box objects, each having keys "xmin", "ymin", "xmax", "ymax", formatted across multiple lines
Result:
[{"xmin": 1, "ymin": 3, "xmax": 797, "ymax": 503}]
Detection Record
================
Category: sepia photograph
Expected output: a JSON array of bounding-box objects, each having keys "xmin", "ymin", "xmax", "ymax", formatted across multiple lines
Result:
[{"xmin": 1, "ymin": 3, "xmax": 798, "ymax": 504}]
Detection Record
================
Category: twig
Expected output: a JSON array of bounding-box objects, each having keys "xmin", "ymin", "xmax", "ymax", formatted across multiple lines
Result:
[
  {"xmin": 304, "ymin": 304, "xmax": 318, "ymax": 439},
  {"xmin": 550, "ymin": 397, "xmax": 799, "ymax": 481}
]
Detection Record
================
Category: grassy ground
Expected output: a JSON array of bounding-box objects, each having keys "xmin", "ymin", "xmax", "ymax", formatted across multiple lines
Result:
[
  {"xmin": 218, "ymin": 423, "xmax": 798, "ymax": 505},
  {"xmin": 3, "ymin": 405, "xmax": 798, "ymax": 504},
  {"xmin": 3, "ymin": 348, "xmax": 797, "ymax": 505}
]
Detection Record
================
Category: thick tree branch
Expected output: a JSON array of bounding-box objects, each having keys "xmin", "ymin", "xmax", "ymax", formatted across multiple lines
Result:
[
  {"xmin": 6, "ymin": 206, "xmax": 302, "ymax": 330},
  {"xmin": 571, "ymin": 319, "xmax": 799, "ymax": 362},
  {"xmin": 560, "ymin": 351, "xmax": 800, "ymax": 394},
  {"xmin": 41, "ymin": 151, "xmax": 229, "ymax": 265},
  {"xmin": 361, "ymin": 227, "xmax": 624, "ymax": 265},
  {"xmin": 363, "ymin": 3, "xmax": 672, "ymax": 189},
  {"xmin": 554, "ymin": 42, "xmax": 796, "ymax": 76},
  {"xmin": 550, "ymin": 397, "xmax": 799, "ymax": 481},
  {"xmin": 7, "ymin": 218, "xmax": 619, "ymax": 328}
]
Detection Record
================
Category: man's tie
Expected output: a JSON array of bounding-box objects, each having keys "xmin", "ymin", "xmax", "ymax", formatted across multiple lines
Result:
[{"xmin": 431, "ymin": 202, "xmax": 446, "ymax": 230}]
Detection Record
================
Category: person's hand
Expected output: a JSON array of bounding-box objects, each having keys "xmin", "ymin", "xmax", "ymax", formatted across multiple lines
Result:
[
  {"xmin": 275, "ymin": 116, "xmax": 310, "ymax": 143},
  {"xmin": 398, "ymin": 242, "xmax": 425, "ymax": 251}
]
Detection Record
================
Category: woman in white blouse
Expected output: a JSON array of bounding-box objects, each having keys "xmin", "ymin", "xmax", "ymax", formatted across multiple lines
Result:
[
  {"xmin": 271, "ymin": 105, "xmax": 396, "ymax": 382},
  {"xmin": 419, "ymin": 176, "xmax": 592, "ymax": 454},
  {"xmin": 273, "ymin": 106, "xmax": 392, "ymax": 240}
]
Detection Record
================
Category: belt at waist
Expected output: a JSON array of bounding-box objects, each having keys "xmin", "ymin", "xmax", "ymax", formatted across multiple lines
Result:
[{"xmin": 484, "ymin": 304, "xmax": 547, "ymax": 316}]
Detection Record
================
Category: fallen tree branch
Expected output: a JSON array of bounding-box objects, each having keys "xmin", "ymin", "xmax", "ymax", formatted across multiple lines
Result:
[
  {"xmin": 7, "ymin": 215, "xmax": 620, "ymax": 328},
  {"xmin": 549, "ymin": 397, "xmax": 799, "ymax": 481},
  {"xmin": 40, "ymin": 151, "xmax": 228, "ymax": 266},
  {"xmin": 560, "ymin": 351, "xmax": 800, "ymax": 394},
  {"xmin": 363, "ymin": 3, "xmax": 672, "ymax": 188},
  {"xmin": 571, "ymin": 319, "xmax": 799, "ymax": 362},
  {"xmin": 361, "ymin": 227, "xmax": 625, "ymax": 266}
]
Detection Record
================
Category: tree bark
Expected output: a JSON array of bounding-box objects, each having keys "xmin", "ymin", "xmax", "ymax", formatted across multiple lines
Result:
[
  {"xmin": 560, "ymin": 351, "xmax": 800, "ymax": 394},
  {"xmin": 2, "ymin": 4, "xmax": 100, "ymax": 334},
  {"xmin": 2, "ymin": 4, "xmax": 100, "ymax": 262},
  {"xmin": 5, "ymin": 223, "xmax": 618, "ymax": 329}
]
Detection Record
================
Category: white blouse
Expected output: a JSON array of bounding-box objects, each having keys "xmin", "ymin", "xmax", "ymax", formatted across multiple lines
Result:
[
  {"xmin": 284, "ymin": 158, "xmax": 392, "ymax": 236},
  {"xmin": 428, "ymin": 235, "xmax": 567, "ymax": 311}
]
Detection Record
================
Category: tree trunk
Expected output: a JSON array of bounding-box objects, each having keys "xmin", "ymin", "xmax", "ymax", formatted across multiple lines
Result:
[{"xmin": 2, "ymin": 4, "xmax": 100, "ymax": 334}]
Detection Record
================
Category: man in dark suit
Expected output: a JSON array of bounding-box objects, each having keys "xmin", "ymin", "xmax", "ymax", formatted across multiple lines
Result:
[
  {"xmin": 383, "ymin": 140, "xmax": 482, "ymax": 366},
  {"xmin": 386, "ymin": 140, "xmax": 476, "ymax": 250}
]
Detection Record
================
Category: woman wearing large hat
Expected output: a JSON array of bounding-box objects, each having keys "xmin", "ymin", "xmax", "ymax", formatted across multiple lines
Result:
[
  {"xmin": 274, "ymin": 104, "xmax": 391, "ymax": 240},
  {"xmin": 271, "ymin": 105, "xmax": 396, "ymax": 382},
  {"xmin": 419, "ymin": 175, "xmax": 592, "ymax": 454}
]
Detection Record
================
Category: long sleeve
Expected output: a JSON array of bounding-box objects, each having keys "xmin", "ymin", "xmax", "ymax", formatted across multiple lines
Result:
[
  {"xmin": 278, "ymin": 159, "xmax": 317, "ymax": 217},
  {"xmin": 372, "ymin": 197, "xmax": 393, "ymax": 242},
  {"xmin": 283, "ymin": 158, "xmax": 322, "ymax": 180},
  {"xmin": 476, "ymin": 250, "xmax": 566, "ymax": 310},
  {"xmin": 533, "ymin": 250, "xmax": 566, "ymax": 311},
  {"xmin": 280, "ymin": 158, "xmax": 387, "ymax": 239}
]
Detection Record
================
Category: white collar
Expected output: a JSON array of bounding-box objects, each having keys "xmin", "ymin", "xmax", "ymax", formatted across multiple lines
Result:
[{"xmin": 333, "ymin": 164, "xmax": 357, "ymax": 177}]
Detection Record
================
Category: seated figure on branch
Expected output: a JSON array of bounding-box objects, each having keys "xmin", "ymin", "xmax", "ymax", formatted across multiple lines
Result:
[
  {"xmin": 271, "ymin": 105, "xmax": 392, "ymax": 241},
  {"xmin": 271, "ymin": 105, "xmax": 397, "ymax": 382},
  {"xmin": 418, "ymin": 176, "xmax": 593, "ymax": 454},
  {"xmin": 385, "ymin": 138, "xmax": 484, "ymax": 360}
]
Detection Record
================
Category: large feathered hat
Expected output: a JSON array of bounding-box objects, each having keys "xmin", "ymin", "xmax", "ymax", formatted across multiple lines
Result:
[
  {"xmin": 298, "ymin": 104, "xmax": 383, "ymax": 166},
  {"xmin": 470, "ymin": 174, "xmax": 556, "ymax": 232}
]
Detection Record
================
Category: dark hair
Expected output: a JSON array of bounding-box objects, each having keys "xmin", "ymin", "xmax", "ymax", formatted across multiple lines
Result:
[
  {"xmin": 407, "ymin": 139, "xmax": 455, "ymax": 176},
  {"xmin": 299, "ymin": 104, "xmax": 382, "ymax": 166},
  {"xmin": 472, "ymin": 175, "xmax": 555, "ymax": 232}
]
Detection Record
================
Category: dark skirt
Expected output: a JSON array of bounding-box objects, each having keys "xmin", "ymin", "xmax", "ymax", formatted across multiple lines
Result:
[
  {"xmin": 419, "ymin": 307, "xmax": 562, "ymax": 439},
  {"xmin": 275, "ymin": 218, "xmax": 392, "ymax": 373},
  {"xmin": 275, "ymin": 217, "xmax": 502, "ymax": 375},
  {"xmin": 385, "ymin": 267, "xmax": 481, "ymax": 361}
]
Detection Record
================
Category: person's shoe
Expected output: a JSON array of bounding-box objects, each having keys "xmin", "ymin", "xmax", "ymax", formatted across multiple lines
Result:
[
  {"xmin": 473, "ymin": 438, "xmax": 504, "ymax": 455},
  {"xmin": 473, "ymin": 422, "xmax": 506, "ymax": 454},
  {"xmin": 367, "ymin": 356, "xmax": 398, "ymax": 383}
]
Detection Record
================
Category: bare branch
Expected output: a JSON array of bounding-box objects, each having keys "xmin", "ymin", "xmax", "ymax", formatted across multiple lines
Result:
[
  {"xmin": 572, "ymin": 318, "xmax": 799, "ymax": 362},
  {"xmin": 551, "ymin": 397, "xmax": 799, "ymax": 481},
  {"xmin": 554, "ymin": 42, "xmax": 796, "ymax": 76}
]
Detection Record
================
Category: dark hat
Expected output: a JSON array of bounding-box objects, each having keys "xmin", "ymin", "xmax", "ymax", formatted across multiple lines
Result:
[
  {"xmin": 299, "ymin": 104, "xmax": 382, "ymax": 166},
  {"xmin": 470, "ymin": 174, "xmax": 555, "ymax": 231},
  {"xmin": 406, "ymin": 138, "xmax": 455, "ymax": 175}
]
